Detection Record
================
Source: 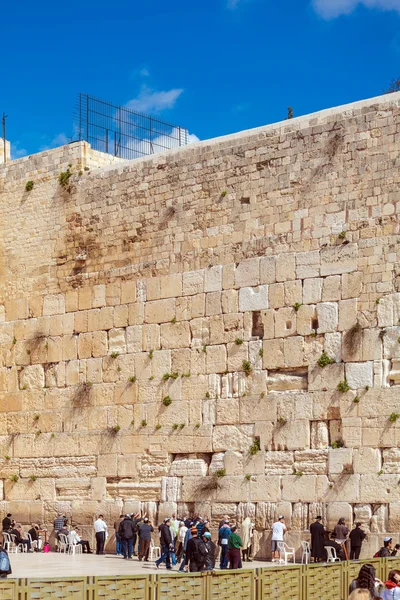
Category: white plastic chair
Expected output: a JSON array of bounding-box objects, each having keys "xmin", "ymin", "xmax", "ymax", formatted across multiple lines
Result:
[
  {"xmin": 3, "ymin": 533, "xmax": 14, "ymax": 553},
  {"xmin": 326, "ymin": 545, "xmax": 340, "ymax": 563},
  {"xmin": 301, "ymin": 541, "xmax": 310, "ymax": 564},
  {"xmin": 9, "ymin": 533, "xmax": 26, "ymax": 553},
  {"xmin": 67, "ymin": 533, "xmax": 82, "ymax": 555},
  {"xmin": 149, "ymin": 539, "xmax": 160, "ymax": 561},
  {"xmin": 58, "ymin": 533, "xmax": 69, "ymax": 553},
  {"xmin": 27, "ymin": 532, "xmax": 37, "ymax": 551},
  {"xmin": 277, "ymin": 541, "xmax": 295, "ymax": 565}
]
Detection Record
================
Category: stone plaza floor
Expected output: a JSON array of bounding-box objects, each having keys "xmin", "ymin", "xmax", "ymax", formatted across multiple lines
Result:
[{"xmin": 6, "ymin": 552, "xmax": 270, "ymax": 578}]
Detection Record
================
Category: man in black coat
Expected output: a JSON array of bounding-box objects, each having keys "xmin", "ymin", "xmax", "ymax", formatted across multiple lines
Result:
[
  {"xmin": 2, "ymin": 515, "xmax": 12, "ymax": 533},
  {"xmin": 184, "ymin": 527, "xmax": 207, "ymax": 572},
  {"xmin": 349, "ymin": 522, "xmax": 366, "ymax": 560},
  {"xmin": 310, "ymin": 516, "xmax": 325, "ymax": 563},
  {"xmin": 118, "ymin": 515, "xmax": 137, "ymax": 559},
  {"xmin": 155, "ymin": 519, "xmax": 173, "ymax": 570}
]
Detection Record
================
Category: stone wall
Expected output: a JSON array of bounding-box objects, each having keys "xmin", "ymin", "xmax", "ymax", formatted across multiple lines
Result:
[
  {"xmin": 0, "ymin": 93, "xmax": 400, "ymax": 557},
  {"xmin": 0, "ymin": 138, "xmax": 10, "ymax": 164}
]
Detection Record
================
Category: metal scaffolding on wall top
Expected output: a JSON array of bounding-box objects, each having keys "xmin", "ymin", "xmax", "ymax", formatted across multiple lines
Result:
[{"xmin": 74, "ymin": 93, "xmax": 190, "ymax": 160}]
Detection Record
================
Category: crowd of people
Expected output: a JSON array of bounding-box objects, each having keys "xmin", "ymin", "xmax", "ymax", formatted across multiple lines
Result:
[
  {"xmin": 349, "ymin": 564, "xmax": 400, "ymax": 599},
  {"xmin": 308, "ymin": 515, "xmax": 400, "ymax": 564},
  {"xmin": 1, "ymin": 513, "xmax": 41, "ymax": 552}
]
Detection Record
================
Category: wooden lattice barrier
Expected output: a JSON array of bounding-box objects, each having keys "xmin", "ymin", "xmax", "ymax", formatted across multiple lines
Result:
[
  {"xmin": 155, "ymin": 571, "xmax": 206, "ymax": 600},
  {"xmin": 303, "ymin": 563, "xmax": 344, "ymax": 600},
  {"xmin": 208, "ymin": 568, "xmax": 254, "ymax": 600},
  {"xmin": 4, "ymin": 558, "xmax": 398, "ymax": 600},
  {"xmin": 257, "ymin": 565, "xmax": 302, "ymax": 600}
]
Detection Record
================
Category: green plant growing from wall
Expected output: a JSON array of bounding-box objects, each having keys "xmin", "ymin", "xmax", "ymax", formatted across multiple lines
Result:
[
  {"xmin": 337, "ymin": 380, "xmax": 350, "ymax": 393},
  {"xmin": 148, "ymin": 350, "xmax": 154, "ymax": 359},
  {"xmin": 214, "ymin": 469, "xmax": 226, "ymax": 478},
  {"xmin": 317, "ymin": 353, "xmax": 335, "ymax": 368},
  {"xmin": 389, "ymin": 412, "xmax": 400, "ymax": 423},
  {"xmin": 25, "ymin": 181, "xmax": 34, "ymax": 192},
  {"xmin": 277, "ymin": 416, "xmax": 287, "ymax": 426},
  {"xmin": 29, "ymin": 475, "xmax": 37, "ymax": 482},
  {"xmin": 332, "ymin": 439, "xmax": 345, "ymax": 449},
  {"xmin": 162, "ymin": 396, "xmax": 172, "ymax": 407},
  {"xmin": 242, "ymin": 360, "xmax": 252, "ymax": 376},
  {"xmin": 110, "ymin": 425, "xmax": 121, "ymax": 434},
  {"xmin": 128, "ymin": 376, "xmax": 137, "ymax": 383},
  {"xmin": 249, "ymin": 438, "xmax": 261, "ymax": 455},
  {"xmin": 141, "ymin": 419, "xmax": 147, "ymax": 427},
  {"xmin": 235, "ymin": 338, "xmax": 244, "ymax": 345},
  {"xmin": 293, "ymin": 302, "xmax": 302, "ymax": 312},
  {"xmin": 110, "ymin": 352, "xmax": 119, "ymax": 359},
  {"xmin": 9, "ymin": 474, "xmax": 19, "ymax": 482},
  {"xmin": 59, "ymin": 169, "xmax": 72, "ymax": 188}
]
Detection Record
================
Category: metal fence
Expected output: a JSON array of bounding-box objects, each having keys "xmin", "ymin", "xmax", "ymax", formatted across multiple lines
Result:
[
  {"xmin": 75, "ymin": 93, "xmax": 190, "ymax": 160},
  {"xmin": 2, "ymin": 558, "xmax": 400, "ymax": 600}
]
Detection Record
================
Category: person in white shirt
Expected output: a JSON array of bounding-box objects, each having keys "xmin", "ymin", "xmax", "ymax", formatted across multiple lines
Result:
[
  {"xmin": 94, "ymin": 515, "xmax": 108, "ymax": 555},
  {"xmin": 68, "ymin": 527, "xmax": 92, "ymax": 553},
  {"xmin": 271, "ymin": 516, "xmax": 287, "ymax": 562},
  {"xmin": 177, "ymin": 521, "xmax": 188, "ymax": 561}
]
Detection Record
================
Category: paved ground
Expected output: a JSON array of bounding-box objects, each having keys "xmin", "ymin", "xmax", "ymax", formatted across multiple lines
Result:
[{"xmin": 6, "ymin": 552, "xmax": 274, "ymax": 578}]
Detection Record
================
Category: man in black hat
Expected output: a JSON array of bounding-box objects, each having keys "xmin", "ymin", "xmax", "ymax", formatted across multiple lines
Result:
[
  {"xmin": 349, "ymin": 522, "xmax": 366, "ymax": 560},
  {"xmin": 310, "ymin": 516, "xmax": 325, "ymax": 563}
]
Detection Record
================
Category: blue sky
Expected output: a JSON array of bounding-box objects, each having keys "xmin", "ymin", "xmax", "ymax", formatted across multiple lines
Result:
[{"xmin": 3, "ymin": 0, "xmax": 400, "ymax": 158}]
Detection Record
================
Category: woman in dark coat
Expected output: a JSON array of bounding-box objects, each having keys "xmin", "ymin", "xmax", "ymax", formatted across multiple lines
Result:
[{"xmin": 310, "ymin": 516, "xmax": 325, "ymax": 562}]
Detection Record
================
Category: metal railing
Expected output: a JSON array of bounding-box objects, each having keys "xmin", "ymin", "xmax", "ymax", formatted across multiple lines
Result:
[
  {"xmin": 74, "ymin": 93, "xmax": 190, "ymax": 160},
  {"xmin": 2, "ymin": 557, "xmax": 400, "ymax": 600}
]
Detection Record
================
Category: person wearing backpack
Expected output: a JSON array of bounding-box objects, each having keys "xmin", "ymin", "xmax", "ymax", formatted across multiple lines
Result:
[
  {"xmin": 203, "ymin": 532, "xmax": 216, "ymax": 571},
  {"xmin": 375, "ymin": 537, "xmax": 395, "ymax": 558},
  {"xmin": 0, "ymin": 544, "xmax": 11, "ymax": 579},
  {"xmin": 184, "ymin": 527, "xmax": 207, "ymax": 572}
]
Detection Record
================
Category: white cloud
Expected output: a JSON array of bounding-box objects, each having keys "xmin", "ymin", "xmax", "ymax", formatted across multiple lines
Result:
[
  {"xmin": 116, "ymin": 127, "xmax": 200, "ymax": 160},
  {"xmin": 125, "ymin": 85, "xmax": 183, "ymax": 114},
  {"xmin": 39, "ymin": 132, "xmax": 69, "ymax": 151},
  {"xmin": 312, "ymin": 0, "xmax": 400, "ymax": 19},
  {"xmin": 11, "ymin": 142, "xmax": 28, "ymax": 160},
  {"xmin": 227, "ymin": 0, "xmax": 241, "ymax": 8}
]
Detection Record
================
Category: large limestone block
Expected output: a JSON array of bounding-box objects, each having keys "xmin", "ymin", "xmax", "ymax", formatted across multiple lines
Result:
[
  {"xmin": 328, "ymin": 448, "xmax": 353, "ymax": 474},
  {"xmin": 205, "ymin": 292, "xmax": 222, "ymax": 316},
  {"xmin": 324, "ymin": 332, "xmax": 342, "ymax": 363},
  {"xmin": 206, "ymin": 344, "xmax": 227, "ymax": 374},
  {"xmin": 338, "ymin": 299, "xmax": 357, "ymax": 331},
  {"xmin": 158, "ymin": 502, "xmax": 178, "ymax": 522},
  {"xmin": 205, "ymin": 265, "xmax": 223, "ymax": 293},
  {"xmin": 160, "ymin": 322, "xmax": 191, "ymax": 349},
  {"xmin": 212, "ymin": 425, "xmax": 255, "ymax": 452},
  {"xmin": 294, "ymin": 450, "xmax": 328, "ymax": 475},
  {"xmin": 360, "ymin": 475, "xmax": 400, "ymax": 502},
  {"xmin": 145, "ymin": 299, "xmax": 176, "ymax": 324},
  {"xmin": 362, "ymin": 329, "xmax": 382, "ymax": 361},
  {"xmin": 303, "ymin": 278, "xmax": 322, "ymax": 305},
  {"xmin": 320, "ymin": 244, "xmax": 358, "ymax": 276},
  {"xmin": 317, "ymin": 302, "xmax": 338, "ymax": 333},
  {"xmin": 265, "ymin": 451, "xmax": 294, "ymax": 475},
  {"xmin": 322, "ymin": 275, "xmax": 342, "ymax": 302},
  {"xmin": 142, "ymin": 324, "xmax": 161, "ymax": 352},
  {"xmin": 342, "ymin": 272, "xmax": 363, "ymax": 300},
  {"xmin": 377, "ymin": 294, "xmax": 400, "ymax": 328},
  {"xmin": 260, "ymin": 256, "xmax": 276, "ymax": 284},
  {"xmin": 183, "ymin": 270, "xmax": 205, "ymax": 296},
  {"xmin": 239, "ymin": 395, "xmax": 277, "ymax": 424},
  {"xmin": 357, "ymin": 387, "xmax": 400, "ymax": 419},
  {"xmin": 269, "ymin": 284, "xmax": 284, "ymax": 309},
  {"xmin": 382, "ymin": 448, "xmax": 400, "ymax": 474},
  {"xmin": 262, "ymin": 339, "xmax": 284, "ymax": 369},
  {"xmin": 353, "ymin": 447, "xmax": 381, "ymax": 474},
  {"xmin": 214, "ymin": 475, "xmax": 281, "ymax": 502},
  {"xmin": 169, "ymin": 458, "xmax": 208, "ymax": 477},
  {"xmin": 342, "ymin": 417, "xmax": 362, "ymax": 448},
  {"xmin": 238, "ymin": 285, "xmax": 268, "ymax": 312},
  {"xmin": 274, "ymin": 308, "xmax": 296, "ymax": 338},
  {"xmin": 215, "ymin": 398, "xmax": 240, "ymax": 425},
  {"xmin": 388, "ymin": 503, "xmax": 400, "ymax": 532},
  {"xmin": 310, "ymin": 421, "xmax": 329, "ymax": 449},
  {"xmin": 108, "ymin": 328, "xmax": 126, "ymax": 355},
  {"xmin": 160, "ymin": 274, "xmax": 182, "ymax": 299},
  {"xmin": 317, "ymin": 474, "xmax": 360, "ymax": 503},
  {"xmin": 296, "ymin": 250, "xmax": 320, "ymax": 279},
  {"xmin": 161, "ymin": 477, "xmax": 182, "ymax": 502},
  {"xmin": 345, "ymin": 362, "xmax": 373, "ymax": 389},
  {"xmin": 309, "ymin": 363, "xmax": 344, "ymax": 391},
  {"xmin": 281, "ymin": 475, "xmax": 317, "ymax": 502},
  {"xmin": 276, "ymin": 254, "xmax": 295, "ymax": 282},
  {"xmin": 296, "ymin": 304, "xmax": 316, "ymax": 336},
  {"xmin": 284, "ymin": 337, "xmax": 305, "ymax": 368},
  {"xmin": 383, "ymin": 327, "xmax": 400, "ymax": 359},
  {"xmin": 235, "ymin": 258, "xmax": 260, "ymax": 288},
  {"xmin": 20, "ymin": 365, "xmax": 44, "ymax": 390},
  {"xmin": 43, "ymin": 294, "xmax": 65, "ymax": 316},
  {"xmin": 227, "ymin": 342, "xmax": 248, "ymax": 372},
  {"xmin": 326, "ymin": 502, "xmax": 353, "ymax": 530},
  {"xmin": 209, "ymin": 452, "xmax": 225, "ymax": 474},
  {"xmin": 223, "ymin": 450, "xmax": 243, "ymax": 475},
  {"xmin": 273, "ymin": 420, "xmax": 310, "ymax": 451},
  {"xmin": 362, "ymin": 416, "xmax": 400, "ymax": 448},
  {"xmin": 284, "ymin": 280, "xmax": 302, "ymax": 306}
]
